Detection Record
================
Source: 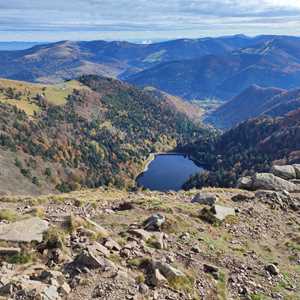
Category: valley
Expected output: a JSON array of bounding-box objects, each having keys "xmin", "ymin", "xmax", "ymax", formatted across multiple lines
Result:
[{"xmin": 0, "ymin": 33, "xmax": 299, "ymax": 300}]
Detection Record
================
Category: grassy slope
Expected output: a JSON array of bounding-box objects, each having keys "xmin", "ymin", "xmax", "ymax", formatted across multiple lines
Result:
[{"xmin": 0, "ymin": 78, "xmax": 87, "ymax": 115}]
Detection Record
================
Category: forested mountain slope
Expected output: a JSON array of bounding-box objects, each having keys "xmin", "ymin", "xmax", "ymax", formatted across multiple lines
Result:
[{"xmin": 0, "ymin": 76, "xmax": 208, "ymax": 195}]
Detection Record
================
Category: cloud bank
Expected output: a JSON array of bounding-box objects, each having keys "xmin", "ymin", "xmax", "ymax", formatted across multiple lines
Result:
[{"xmin": 0, "ymin": 0, "xmax": 300, "ymax": 41}]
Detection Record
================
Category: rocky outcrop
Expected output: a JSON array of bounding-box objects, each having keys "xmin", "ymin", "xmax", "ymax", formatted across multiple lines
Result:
[
  {"xmin": 253, "ymin": 173, "xmax": 298, "ymax": 192},
  {"xmin": 238, "ymin": 172, "xmax": 299, "ymax": 192},
  {"xmin": 0, "ymin": 217, "xmax": 49, "ymax": 243},
  {"xmin": 272, "ymin": 165, "xmax": 296, "ymax": 180}
]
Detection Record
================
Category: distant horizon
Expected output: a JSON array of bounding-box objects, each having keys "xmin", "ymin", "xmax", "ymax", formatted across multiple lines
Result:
[{"xmin": 1, "ymin": 33, "xmax": 300, "ymax": 45}]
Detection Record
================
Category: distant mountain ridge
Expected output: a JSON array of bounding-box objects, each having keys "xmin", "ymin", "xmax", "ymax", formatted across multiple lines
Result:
[
  {"xmin": 0, "ymin": 35, "xmax": 295, "ymax": 87},
  {"xmin": 127, "ymin": 36, "xmax": 300, "ymax": 100},
  {"xmin": 206, "ymin": 85, "xmax": 300, "ymax": 129}
]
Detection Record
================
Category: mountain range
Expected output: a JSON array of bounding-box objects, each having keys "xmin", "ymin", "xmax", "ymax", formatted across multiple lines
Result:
[
  {"xmin": 128, "ymin": 36, "xmax": 300, "ymax": 100},
  {"xmin": 1, "ymin": 35, "xmax": 300, "ymax": 102},
  {"xmin": 206, "ymin": 85, "xmax": 300, "ymax": 129}
]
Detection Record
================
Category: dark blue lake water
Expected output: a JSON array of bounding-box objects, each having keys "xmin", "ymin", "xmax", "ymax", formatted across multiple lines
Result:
[{"xmin": 137, "ymin": 154, "xmax": 203, "ymax": 191}]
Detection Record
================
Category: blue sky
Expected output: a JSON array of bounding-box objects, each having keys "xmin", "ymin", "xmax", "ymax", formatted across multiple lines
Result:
[{"xmin": 1, "ymin": 0, "xmax": 300, "ymax": 42}]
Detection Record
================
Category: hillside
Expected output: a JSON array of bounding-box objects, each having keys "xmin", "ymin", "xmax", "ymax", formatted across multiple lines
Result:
[
  {"xmin": 182, "ymin": 109, "xmax": 300, "ymax": 189},
  {"xmin": 0, "ymin": 76, "xmax": 207, "ymax": 195},
  {"xmin": 206, "ymin": 85, "xmax": 300, "ymax": 129},
  {"xmin": 127, "ymin": 36, "xmax": 300, "ymax": 100},
  {"xmin": 0, "ymin": 35, "xmax": 292, "ymax": 85},
  {"xmin": 0, "ymin": 187, "xmax": 298, "ymax": 299}
]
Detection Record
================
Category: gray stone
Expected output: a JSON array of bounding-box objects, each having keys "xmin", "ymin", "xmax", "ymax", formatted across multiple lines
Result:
[
  {"xmin": 0, "ymin": 217, "xmax": 49, "ymax": 243},
  {"xmin": 74, "ymin": 248, "xmax": 110, "ymax": 270},
  {"xmin": 88, "ymin": 242, "xmax": 110, "ymax": 258},
  {"xmin": 213, "ymin": 205, "xmax": 235, "ymax": 221},
  {"xmin": 265, "ymin": 264, "xmax": 280, "ymax": 275},
  {"xmin": 199, "ymin": 205, "xmax": 235, "ymax": 223},
  {"xmin": 103, "ymin": 238, "xmax": 121, "ymax": 251},
  {"xmin": 143, "ymin": 214, "xmax": 165, "ymax": 231},
  {"xmin": 149, "ymin": 268, "xmax": 168, "ymax": 287},
  {"xmin": 128, "ymin": 229, "xmax": 152, "ymax": 241},
  {"xmin": 191, "ymin": 192, "xmax": 217, "ymax": 206},
  {"xmin": 272, "ymin": 165, "xmax": 296, "ymax": 180},
  {"xmin": 153, "ymin": 261, "xmax": 185, "ymax": 280},
  {"xmin": 252, "ymin": 173, "xmax": 298, "ymax": 192},
  {"xmin": 293, "ymin": 164, "xmax": 300, "ymax": 178},
  {"xmin": 237, "ymin": 176, "xmax": 253, "ymax": 189},
  {"xmin": 203, "ymin": 264, "xmax": 219, "ymax": 279}
]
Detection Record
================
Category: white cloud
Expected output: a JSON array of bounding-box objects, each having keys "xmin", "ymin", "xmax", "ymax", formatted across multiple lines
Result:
[{"xmin": 0, "ymin": 0, "xmax": 299, "ymax": 41}]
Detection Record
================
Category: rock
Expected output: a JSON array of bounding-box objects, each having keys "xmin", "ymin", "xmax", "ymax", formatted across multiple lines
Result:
[
  {"xmin": 83, "ymin": 218, "xmax": 110, "ymax": 237},
  {"xmin": 0, "ymin": 277, "xmax": 60, "ymax": 300},
  {"xmin": 203, "ymin": 264, "xmax": 219, "ymax": 279},
  {"xmin": 232, "ymin": 192, "xmax": 255, "ymax": 202},
  {"xmin": 143, "ymin": 214, "xmax": 165, "ymax": 231},
  {"xmin": 199, "ymin": 204, "xmax": 235, "ymax": 223},
  {"xmin": 74, "ymin": 246, "xmax": 113, "ymax": 270},
  {"xmin": 0, "ymin": 217, "xmax": 49, "ymax": 243},
  {"xmin": 191, "ymin": 192, "xmax": 217, "ymax": 206},
  {"xmin": 191, "ymin": 245, "xmax": 201, "ymax": 253},
  {"xmin": 138, "ymin": 283, "xmax": 149, "ymax": 294},
  {"xmin": 103, "ymin": 238, "xmax": 122, "ymax": 251},
  {"xmin": 272, "ymin": 165, "xmax": 296, "ymax": 180},
  {"xmin": 153, "ymin": 261, "xmax": 185, "ymax": 280},
  {"xmin": 293, "ymin": 164, "xmax": 300, "ymax": 178},
  {"xmin": 58, "ymin": 282, "xmax": 71, "ymax": 296},
  {"xmin": 128, "ymin": 229, "xmax": 152, "ymax": 241},
  {"xmin": 128, "ymin": 229, "xmax": 166, "ymax": 249},
  {"xmin": 237, "ymin": 176, "xmax": 253, "ymax": 189},
  {"xmin": 265, "ymin": 264, "xmax": 280, "ymax": 275},
  {"xmin": 88, "ymin": 242, "xmax": 110, "ymax": 258},
  {"xmin": 0, "ymin": 247, "xmax": 21, "ymax": 256},
  {"xmin": 149, "ymin": 268, "xmax": 168, "ymax": 287},
  {"xmin": 252, "ymin": 173, "xmax": 298, "ymax": 192}
]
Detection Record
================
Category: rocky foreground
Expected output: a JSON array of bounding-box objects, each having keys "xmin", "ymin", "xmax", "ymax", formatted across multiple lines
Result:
[{"xmin": 0, "ymin": 172, "xmax": 299, "ymax": 299}]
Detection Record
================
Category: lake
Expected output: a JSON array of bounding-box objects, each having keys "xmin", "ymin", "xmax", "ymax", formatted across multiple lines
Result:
[{"xmin": 136, "ymin": 154, "xmax": 204, "ymax": 191}]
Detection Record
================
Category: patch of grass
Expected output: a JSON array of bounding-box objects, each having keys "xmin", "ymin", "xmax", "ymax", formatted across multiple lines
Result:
[
  {"xmin": 250, "ymin": 293, "xmax": 268, "ymax": 300},
  {"xmin": 169, "ymin": 275, "xmax": 195, "ymax": 294},
  {"xmin": 217, "ymin": 271, "xmax": 227, "ymax": 300},
  {"xmin": 127, "ymin": 257, "xmax": 150, "ymax": 268},
  {"xmin": 0, "ymin": 209, "xmax": 17, "ymax": 221},
  {"xmin": 28, "ymin": 207, "xmax": 45, "ymax": 218},
  {"xmin": 135, "ymin": 273, "xmax": 145, "ymax": 284},
  {"xmin": 7, "ymin": 252, "xmax": 32, "ymax": 264},
  {"xmin": 43, "ymin": 226, "xmax": 65, "ymax": 249},
  {"xmin": 65, "ymin": 214, "xmax": 87, "ymax": 232}
]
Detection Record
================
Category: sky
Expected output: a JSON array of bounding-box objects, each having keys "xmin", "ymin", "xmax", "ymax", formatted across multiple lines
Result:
[{"xmin": 0, "ymin": 0, "xmax": 300, "ymax": 42}]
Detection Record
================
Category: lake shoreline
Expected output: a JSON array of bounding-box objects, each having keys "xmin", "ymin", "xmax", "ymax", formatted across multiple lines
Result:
[{"xmin": 135, "ymin": 151, "xmax": 205, "ymax": 189}]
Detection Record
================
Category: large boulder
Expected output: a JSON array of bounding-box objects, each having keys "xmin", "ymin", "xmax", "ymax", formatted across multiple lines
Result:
[
  {"xmin": 143, "ymin": 214, "xmax": 165, "ymax": 231},
  {"xmin": 0, "ymin": 217, "xmax": 49, "ymax": 243},
  {"xmin": 191, "ymin": 192, "xmax": 217, "ymax": 206},
  {"xmin": 272, "ymin": 165, "xmax": 296, "ymax": 180},
  {"xmin": 252, "ymin": 173, "xmax": 298, "ymax": 192},
  {"xmin": 199, "ymin": 204, "xmax": 235, "ymax": 223}
]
